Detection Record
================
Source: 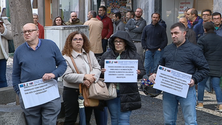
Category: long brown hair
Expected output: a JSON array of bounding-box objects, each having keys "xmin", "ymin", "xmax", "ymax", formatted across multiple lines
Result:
[{"xmin": 62, "ymin": 31, "xmax": 91, "ymax": 56}]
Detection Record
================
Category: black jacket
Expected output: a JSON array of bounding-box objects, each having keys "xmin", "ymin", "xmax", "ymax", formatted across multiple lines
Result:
[
  {"xmin": 141, "ymin": 23, "xmax": 168, "ymax": 51},
  {"xmin": 99, "ymin": 31, "xmax": 145, "ymax": 112},
  {"xmin": 159, "ymin": 40, "xmax": 209, "ymax": 84},
  {"xmin": 198, "ymin": 32, "xmax": 222, "ymax": 77}
]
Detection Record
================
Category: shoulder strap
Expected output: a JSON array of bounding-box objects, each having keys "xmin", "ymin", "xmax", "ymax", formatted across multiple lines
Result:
[
  {"xmin": 70, "ymin": 56, "xmax": 80, "ymax": 74},
  {"xmin": 70, "ymin": 56, "xmax": 82, "ymax": 94}
]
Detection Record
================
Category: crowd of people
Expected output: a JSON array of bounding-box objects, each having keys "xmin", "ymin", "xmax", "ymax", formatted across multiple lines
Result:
[{"xmin": 0, "ymin": 5, "xmax": 221, "ymax": 125}]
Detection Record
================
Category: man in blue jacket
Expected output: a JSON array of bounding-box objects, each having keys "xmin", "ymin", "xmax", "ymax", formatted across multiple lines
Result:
[
  {"xmin": 149, "ymin": 22, "xmax": 209, "ymax": 125},
  {"xmin": 12, "ymin": 23, "xmax": 67, "ymax": 125},
  {"xmin": 187, "ymin": 8, "xmax": 204, "ymax": 40},
  {"xmin": 141, "ymin": 12, "xmax": 168, "ymax": 75}
]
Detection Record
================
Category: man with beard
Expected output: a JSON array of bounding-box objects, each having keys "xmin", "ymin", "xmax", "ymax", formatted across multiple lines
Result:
[
  {"xmin": 212, "ymin": 12, "xmax": 222, "ymax": 36},
  {"xmin": 113, "ymin": 12, "xmax": 125, "ymax": 33},
  {"xmin": 96, "ymin": 6, "xmax": 113, "ymax": 53},
  {"xmin": 141, "ymin": 13, "xmax": 167, "ymax": 75},
  {"xmin": 125, "ymin": 8, "xmax": 146, "ymax": 61},
  {"xmin": 149, "ymin": 22, "xmax": 209, "ymax": 125},
  {"xmin": 65, "ymin": 12, "xmax": 83, "ymax": 25},
  {"xmin": 125, "ymin": 10, "xmax": 134, "ymax": 23}
]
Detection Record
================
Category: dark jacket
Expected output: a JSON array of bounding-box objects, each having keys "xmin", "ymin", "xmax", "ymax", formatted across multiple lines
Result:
[
  {"xmin": 188, "ymin": 16, "xmax": 204, "ymax": 40},
  {"xmin": 197, "ymin": 32, "xmax": 222, "ymax": 77},
  {"xmin": 141, "ymin": 23, "xmax": 168, "ymax": 51},
  {"xmin": 125, "ymin": 17, "xmax": 146, "ymax": 41},
  {"xmin": 186, "ymin": 28, "xmax": 196, "ymax": 44},
  {"xmin": 159, "ymin": 40, "xmax": 209, "ymax": 84},
  {"xmin": 214, "ymin": 24, "xmax": 222, "ymax": 37},
  {"xmin": 65, "ymin": 18, "xmax": 83, "ymax": 25},
  {"xmin": 99, "ymin": 31, "xmax": 145, "ymax": 112},
  {"xmin": 158, "ymin": 19, "xmax": 167, "ymax": 30}
]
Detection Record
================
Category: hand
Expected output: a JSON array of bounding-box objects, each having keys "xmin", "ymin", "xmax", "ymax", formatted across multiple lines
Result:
[
  {"xmin": 0, "ymin": 24, "xmax": 5, "ymax": 34},
  {"xmin": 158, "ymin": 48, "xmax": 161, "ymax": 51},
  {"xmin": 104, "ymin": 37, "xmax": 107, "ymax": 39},
  {"xmin": 84, "ymin": 74, "xmax": 96, "ymax": 83},
  {"xmin": 149, "ymin": 73, "xmax": 156, "ymax": 84},
  {"xmin": 137, "ymin": 70, "xmax": 141, "ymax": 74},
  {"xmin": 136, "ymin": 26, "xmax": 139, "ymax": 28},
  {"xmin": 188, "ymin": 79, "xmax": 195, "ymax": 87},
  {"xmin": 83, "ymin": 80, "xmax": 91, "ymax": 88},
  {"xmin": 42, "ymin": 73, "xmax": 55, "ymax": 81},
  {"xmin": 69, "ymin": 18, "xmax": 73, "ymax": 23},
  {"xmin": 101, "ymin": 68, "xmax": 106, "ymax": 74}
]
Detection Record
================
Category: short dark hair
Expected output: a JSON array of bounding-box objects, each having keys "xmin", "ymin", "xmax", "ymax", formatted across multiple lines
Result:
[
  {"xmin": 170, "ymin": 22, "xmax": 186, "ymax": 32},
  {"xmin": 185, "ymin": 8, "xmax": 190, "ymax": 12},
  {"xmin": 114, "ymin": 12, "xmax": 121, "ymax": 19},
  {"xmin": 202, "ymin": 9, "xmax": 212, "ymax": 15},
  {"xmin": 127, "ymin": 10, "xmax": 135, "ymax": 18},
  {"xmin": 212, "ymin": 12, "xmax": 221, "ymax": 18},
  {"xmin": 89, "ymin": 10, "xmax": 97, "ymax": 18},
  {"xmin": 99, "ymin": 6, "xmax": 107, "ymax": 12},
  {"xmin": 190, "ymin": 8, "xmax": 198, "ymax": 17},
  {"xmin": 151, "ymin": 12, "xmax": 161, "ymax": 18},
  {"xmin": 203, "ymin": 22, "xmax": 215, "ymax": 33}
]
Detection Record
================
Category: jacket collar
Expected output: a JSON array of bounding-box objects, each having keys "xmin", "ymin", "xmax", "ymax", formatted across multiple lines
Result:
[{"xmin": 71, "ymin": 48, "xmax": 87, "ymax": 58}]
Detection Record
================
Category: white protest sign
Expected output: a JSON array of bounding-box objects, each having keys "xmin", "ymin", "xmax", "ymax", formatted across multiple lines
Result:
[
  {"xmin": 153, "ymin": 65, "xmax": 191, "ymax": 98},
  {"xmin": 18, "ymin": 79, "xmax": 60, "ymax": 109},
  {"xmin": 104, "ymin": 59, "xmax": 138, "ymax": 83}
]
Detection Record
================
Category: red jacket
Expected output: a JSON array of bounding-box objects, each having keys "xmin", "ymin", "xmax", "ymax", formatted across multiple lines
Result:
[
  {"xmin": 96, "ymin": 15, "xmax": 113, "ymax": 39},
  {"xmin": 37, "ymin": 22, "xmax": 44, "ymax": 39}
]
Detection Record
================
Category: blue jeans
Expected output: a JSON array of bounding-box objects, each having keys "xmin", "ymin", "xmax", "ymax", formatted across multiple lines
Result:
[
  {"xmin": 0, "ymin": 59, "xmax": 7, "ymax": 88},
  {"xmin": 205, "ymin": 78, "xmax": 212, "ymax": 92},
  {"xmin": 106, "ymin": 90, "xmax": 132, "ymax": 125},
  {"xmin": 144, "ymin": 50, "xmax": 163, "ymax": 75},
  {"xmin": 198, "ymin": 77, "xmax": 222, "ymax": 104},
  {"xmin": 163, "ymin": 86, "xmax": 197, "ymax": 125},
  {"xmin": 102, "ymin": 39, "xmax": 108, "ymax": 53}
]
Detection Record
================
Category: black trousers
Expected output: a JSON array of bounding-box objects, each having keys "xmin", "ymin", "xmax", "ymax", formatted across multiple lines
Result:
[{"xmin": 63, "ymin": 86, "xmax": 93, "ymax": 125}]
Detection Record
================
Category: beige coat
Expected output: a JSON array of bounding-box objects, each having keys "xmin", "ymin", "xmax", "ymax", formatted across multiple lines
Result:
[
  {"xmin": 0, "ymin": 18, "xmax": 12, "ymax": 60},
  {"xmin": 62, "ymin": 49, "xmax": 101, "ymax": 89},
  {"xmin": 84, "ymin": 18, "xmax": 103, "ymax": 54}
]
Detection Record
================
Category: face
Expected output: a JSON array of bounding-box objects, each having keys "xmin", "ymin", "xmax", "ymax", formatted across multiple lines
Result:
[
  {"xmin": 126, "ymin": 12, "xmax": 131, "ymax": 21},
  {"xmin": 202, "ymin": 11, "xmax": 211, "ymax": 22},
  {"xmin": 113, "ymin": 14, "xmax": 117, "ymax": 21},
  {"xmin": 135, "ymin": 8, "xmax": 142, "ymax": 18},
  {"xmin": 71, "ymin": 12, "xmax": 77, "ymax": 20},
  {"xmin": 87, "ymin": 11, "xmax": 92, "ymax": 20},
  {"xmin": 212, "ymin": 15, "xmax": 221, "ymax": 26},
  {"xmin": 179, "ymin": 18, "xmax": 188, "ymax": 28},
  {"xmin": 22, "ymin": 23, "xmax": 39, "ymax": 43},
  {"xmin": 186, "ymin": 9, "xmax": 193, "ymax": 21},
  {"xmin": 114, "ymin": 38, "xmax": 126, "ymax": 53},
  {"xmin": 171, "ymin": 27, "xmax": 186, "ymax": 47},
  {"xmin": 55, "ymin": 17, "xmax": 62, "ymax": 26},
  {"xmin": 152, "ymin": 14, "xmax": 160, "ymax": 25},
  {"xmin": 98, "ymin": 7, "xmax": 106, "ymax": 16},
  {"xmin": 72, "ymin": 34, "xmax": 84, "ymax": 52},
  {"xmin": 33, "ymin": 15, "xmax": 38, "ymax": 24}
]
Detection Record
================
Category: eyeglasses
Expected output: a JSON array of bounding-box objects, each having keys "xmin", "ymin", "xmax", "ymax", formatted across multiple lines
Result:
[
  {"xmin": 73, "ymin": 38, "xmax": 83, "ymax": 42},
  {"xmin": 202, "ymin": 14, "xmax": 210, "ymax": 16},
  {"xmin": 21, "ymin": 29, "xmax": 37, "ymax": 34},
  {"xmin": 114, "ymin": 40, "xmax": 124, "ymax": 45},
  {"xmin": 213, "ymin": 18, "xmax": 221, "ymax": 20}
]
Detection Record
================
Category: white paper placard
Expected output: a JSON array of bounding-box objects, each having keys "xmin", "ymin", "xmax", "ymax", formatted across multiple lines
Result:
[
  {"xmin": 153, "ymin": 65, "xmax": 191, "ymax": 98},
  {"xmin": 19, "ymin": 79, "xmax": 60, "ymax": 109},
  {"xmin": 104, "ymin": 59, "xmax": 138, "ymax": 83}
]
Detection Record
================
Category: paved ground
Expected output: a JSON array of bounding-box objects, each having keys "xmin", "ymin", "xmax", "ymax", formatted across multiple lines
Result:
[{"xmin": 6, "ymin": 57, "xmax": 222, "ymax": 125}]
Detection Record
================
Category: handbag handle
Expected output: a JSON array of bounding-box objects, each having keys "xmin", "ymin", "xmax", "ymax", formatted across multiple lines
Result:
[
  {"xmin": 86, "ymin": 54, "xmax": 92, "ymax": 72},
  {"xmin": 70, "ymin": 56, "xmax": 82, "ymax": 94}
]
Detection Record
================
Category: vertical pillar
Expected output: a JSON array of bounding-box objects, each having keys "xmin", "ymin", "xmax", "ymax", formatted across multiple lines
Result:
[
  {"xmin": 79, "ymin": 0, "xmax": 85, "ymax": 22},
  {"xmin": 38, "ymin": 0, "xmax": 45, "ymax": 26}
]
